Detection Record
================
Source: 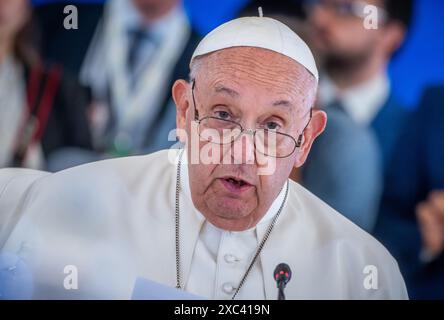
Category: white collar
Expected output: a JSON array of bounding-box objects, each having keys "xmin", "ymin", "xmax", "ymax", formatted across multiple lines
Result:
[
  {"xmin": 319, "ymin": 71, "xmax": 390, "ymax": 125},
  {"xmin": 178, "ymin": 149, "xmax": 288, "ymax": 231}
]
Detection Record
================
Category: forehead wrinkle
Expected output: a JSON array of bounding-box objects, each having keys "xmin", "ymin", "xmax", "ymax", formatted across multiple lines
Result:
[
  {"xmin": 206, "ymin": 70, "xmax": 313, "ymax": 119},
  {"xmin": 208, "ymin": 65, "xmax": 301, "ymax": 101},
  {"xmin": 218, "ymin": 59, "xmax": 299, "ymax": 88},
  {"xmin": 205, "ymin": 47, "xmax": 299, "ymax": 76}
]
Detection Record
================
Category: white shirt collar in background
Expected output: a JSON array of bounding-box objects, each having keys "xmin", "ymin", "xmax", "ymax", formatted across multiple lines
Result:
[
  {"xmin": 123, "ymin": 0, "xmax": 183, "ymax": 41},
  {"xmin": 319, "ymin": 71, "xmax": 390, "ymax": 126}
]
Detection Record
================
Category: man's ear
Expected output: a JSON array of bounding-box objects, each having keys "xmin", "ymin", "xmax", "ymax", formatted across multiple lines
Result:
[
  {"xmin": 381, "ymin": 22, "xmax": 406, "ymax": 57},
  {"xmin": 172, "ymin": 79, "xmax": 190, "ymax": 143},
  {"xmin": 293, "ymin": 109, "xmax": 327, "ymax": 168}
]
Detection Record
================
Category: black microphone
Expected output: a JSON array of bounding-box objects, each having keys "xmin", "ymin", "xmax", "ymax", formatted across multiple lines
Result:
[{"xmin": 273, "ymin": 263, "xmax": 292, "ymax": 300}]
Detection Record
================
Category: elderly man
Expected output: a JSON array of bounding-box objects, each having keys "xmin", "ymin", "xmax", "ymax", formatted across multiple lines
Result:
[{"xmin": 0, "ymin": 16, "xmax": 406, "ymax": 299}]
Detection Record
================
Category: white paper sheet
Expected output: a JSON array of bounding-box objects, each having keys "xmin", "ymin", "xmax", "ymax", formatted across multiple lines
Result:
[{"xmin": 131, "ymin": 277, "xmax": 205, "ymax": 300}]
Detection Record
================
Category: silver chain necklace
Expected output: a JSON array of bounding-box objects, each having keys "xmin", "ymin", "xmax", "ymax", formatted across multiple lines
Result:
[{"xmin": 174, "ymin": 149, "xmax": 289, "ymax": 299}]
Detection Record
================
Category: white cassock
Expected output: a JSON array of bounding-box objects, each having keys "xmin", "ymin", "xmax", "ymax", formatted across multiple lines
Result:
[{"xmin": 0, "ymin": 149, "xmax": 407, "ymax": 299}]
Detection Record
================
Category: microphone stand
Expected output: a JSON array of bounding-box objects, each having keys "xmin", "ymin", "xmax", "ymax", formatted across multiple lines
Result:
[
  {"xmin": 277, "ymin": 281, "xmax": 286, "ymax": 300},
  {"xmin": 274, "ymin": 263, "xmax": 291, "ymax": 300}
]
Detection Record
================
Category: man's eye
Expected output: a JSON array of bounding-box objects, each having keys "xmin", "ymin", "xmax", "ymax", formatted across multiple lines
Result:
[
  {"xmin": 215, "ymin": 111, "xmax": 231, "ymax": 120},
  {"xmin": 265, "ymin": 122, "xmax": 281, "ymax": 131}
]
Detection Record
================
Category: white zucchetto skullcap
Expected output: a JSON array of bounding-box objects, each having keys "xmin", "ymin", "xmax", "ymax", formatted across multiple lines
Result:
[{"xmin": 190, "ymin": 16, "xmax": 319, "ymax": 82}]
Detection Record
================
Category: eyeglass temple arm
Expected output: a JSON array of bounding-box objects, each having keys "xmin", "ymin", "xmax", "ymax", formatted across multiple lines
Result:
[
  {"xmin": 191, "ymin": 79, "xmax": 199, "ymax": 120},
  {"xmin": 296, "ymin": 107, "xmax": 313, "ymax": 147}
]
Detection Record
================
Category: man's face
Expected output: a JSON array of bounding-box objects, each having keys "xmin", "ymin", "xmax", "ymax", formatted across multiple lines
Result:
[
  {"xmin": 173, "ymin": 47, "xmax": 325, "ymax": 231},
  {"xmin": 307, "ymin": 0, "xmax": 385, "ymax": 65},
  {"xmin": 131, "ymin": 0, "xmax": 178, "ymax": 21}
]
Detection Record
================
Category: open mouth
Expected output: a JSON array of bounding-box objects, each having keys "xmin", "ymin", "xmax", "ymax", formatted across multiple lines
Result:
[
  {"xmin": 225, "ymin": 177, "xmax": 248, "ymax": 187},
  {"xmin": 220, "ymin": 177, "xmax": 253, "ymax": 194}
]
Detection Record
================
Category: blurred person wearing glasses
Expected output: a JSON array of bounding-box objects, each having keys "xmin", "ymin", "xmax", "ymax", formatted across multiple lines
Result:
[
  {"xmin": 300, "ymin": 0, "xmax": 413, "ymax": 231},
  {"xmin": 0, "ymin": 0, "xmax": 92, "ymax": 170}
]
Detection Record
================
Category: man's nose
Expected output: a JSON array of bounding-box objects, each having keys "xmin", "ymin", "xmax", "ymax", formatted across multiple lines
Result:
[{"xmin": 231, "ymin": 130, "xmax": 255, "ymax": 165}]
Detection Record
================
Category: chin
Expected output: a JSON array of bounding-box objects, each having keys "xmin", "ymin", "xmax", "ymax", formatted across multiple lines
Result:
[{"xmin": 207, "ymin": 196, "xmax": 253, "ymax": 220}]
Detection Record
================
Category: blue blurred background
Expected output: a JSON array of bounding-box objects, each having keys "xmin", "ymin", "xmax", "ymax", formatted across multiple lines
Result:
[{"xmin": 31, "ymin": 0, "xmax": 444, "ymax": 109}]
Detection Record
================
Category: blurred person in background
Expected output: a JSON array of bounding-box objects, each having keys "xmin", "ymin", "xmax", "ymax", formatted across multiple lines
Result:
[
  {"xmin": 240, "ymin": 0, "xmax": 382, "ymax": 232},
  {"xmin": 305, "ymin": 0, "xmax": 413, "ymax": 169},
  {"xmin": 0, "ymin": 0, "xmax": 92, "ymax": 170},
  {"xmin": 239, "ymin": 0, "xmax": 308, "ymax": 37},
  {"xmin": 37, "ymin": 0, "xmax": 201, "ymax": 168},
  {"xmin": 375, "ymin": 85, "xmax": 444, "ymax": 299},
  {"xmin": 299, "ymin": 0, "xmax": 413, "ymax": 231}
]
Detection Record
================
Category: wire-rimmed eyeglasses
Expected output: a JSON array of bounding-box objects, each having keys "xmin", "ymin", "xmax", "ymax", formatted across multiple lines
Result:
[{"xmin": 191, "ymin": 79, "xmax": 312, "ymax": 158}]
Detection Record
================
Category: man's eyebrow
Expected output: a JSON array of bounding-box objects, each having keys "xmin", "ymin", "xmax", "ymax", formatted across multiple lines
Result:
[
  {"xmin": 213, "ymin": 85, "xmax": 294, "ymax": 108},
  {"xmin": 214, "ymin": 85, "xmax": 239, "ymax": 98},
  {"xmin": 272, "ymin": 99, "xmax": 293, "ymax": 108}
]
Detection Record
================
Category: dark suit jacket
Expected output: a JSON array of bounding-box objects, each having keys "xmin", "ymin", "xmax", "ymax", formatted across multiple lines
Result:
[
  {"xmin": 35, "ymin": 3, "xmax": 105, "ymax": 77},
  {"xmin": 302, "ymin": 106, "xmax": 382, "ymax": 232},
  {"xmin": 371, "ymin": 94, "xmax": 411, "ymax": 173},
  {"xmin": 6, "ymin": 63, "xmax": 92, "ymax": 169},
  {"xmin": 30, "ymin": 65, "xmax": 92, "ymax": 157},
  {"xmin": 374, "ymin": 86, "xmax": 444, "ymax": 299},
  {"xmin": 302, "ymin": 92, "xmax": 410, "ymax": 232}
]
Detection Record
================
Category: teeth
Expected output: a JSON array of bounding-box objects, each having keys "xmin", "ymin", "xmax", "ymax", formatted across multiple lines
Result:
[{"xmin": 227, "ymin": 178, "xmax": 245, "ymax": 186}]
